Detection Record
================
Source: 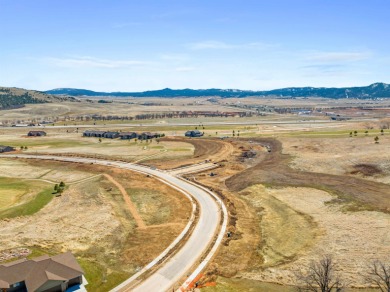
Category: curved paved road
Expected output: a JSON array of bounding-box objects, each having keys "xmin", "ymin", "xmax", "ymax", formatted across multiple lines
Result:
[{"xmin": 1, "ymin": 154, "xmax": 223, "ymax": 292}]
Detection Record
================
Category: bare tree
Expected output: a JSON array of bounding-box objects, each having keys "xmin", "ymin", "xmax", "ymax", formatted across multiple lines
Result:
[
  {"xmin": 296, "ymin": 255, "xmax": 343, "ymax": 292},
  {"xmin": 366, "ymin": 260, "xmax": 390, "ymax": 292}
]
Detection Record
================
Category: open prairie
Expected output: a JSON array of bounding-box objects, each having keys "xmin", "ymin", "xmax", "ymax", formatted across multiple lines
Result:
[
  {"xmin": 177, "ymin": 134, "xmax": 390, "ymax": 290},
  {"xmin": 0, "ymin": 158, "xmax": 192, "ymax": 291},
  {"xmin": 0, "ymin": 130, "xmax": 194, "ymax": 163},
  {"xmin": 0, "ymin": 99, "xmax": 389, "ymax": 291}
]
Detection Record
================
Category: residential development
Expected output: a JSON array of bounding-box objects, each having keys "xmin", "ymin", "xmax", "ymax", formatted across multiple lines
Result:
[{"xmin": 0, "ymin": 252, "xmax": 86, "ymax": 292}]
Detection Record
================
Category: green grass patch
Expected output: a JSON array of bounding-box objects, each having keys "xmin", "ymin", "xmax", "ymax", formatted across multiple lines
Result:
[
  {"xmin": 0, "ymin": 179, "xmax": 29, "ymax": 209},
  {"xmin": 78, "ymin": 258, "xmax": 129, "ymax": 292},
  {"xmin": 0, "ymin": 186, "xmax": 54, "ymax": 219},
  {"xmin": 26, "ymin": 246, "xmax": 57, "ymax": 259}
]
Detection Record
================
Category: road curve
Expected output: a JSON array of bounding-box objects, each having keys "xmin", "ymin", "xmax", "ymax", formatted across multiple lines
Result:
[{"xmin": 1, "ymin": 154, "xmax": 224, "ymax": 292}]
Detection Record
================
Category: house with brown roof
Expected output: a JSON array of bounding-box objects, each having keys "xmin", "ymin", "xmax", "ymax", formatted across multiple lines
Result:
[
  {"xmin": 0, "ymin": 252, "xmax": 86, "ymax": 292},
  {"xmin": 27, "ymin": 131, "xmax": 46, "ymax": 137}
]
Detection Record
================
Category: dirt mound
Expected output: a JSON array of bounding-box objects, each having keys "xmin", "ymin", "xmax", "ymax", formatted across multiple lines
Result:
[
  {"xmin": 350, "ymin": 163, "xmax": 382, "ymax": 176},
  {"xmin": 226, "ymin": 138, "xmax": 390, "ymax": 213}
]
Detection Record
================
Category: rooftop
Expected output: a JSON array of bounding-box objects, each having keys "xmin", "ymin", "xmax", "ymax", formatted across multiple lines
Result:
[{"xmin": 0, "ymin": 251, "xmax": 84, "ymax": 291}]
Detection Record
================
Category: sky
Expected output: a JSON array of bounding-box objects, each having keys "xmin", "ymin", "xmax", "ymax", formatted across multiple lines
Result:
[{"xmin": 0, "ymin": 0, "xmax": 389, "ymax": 91}]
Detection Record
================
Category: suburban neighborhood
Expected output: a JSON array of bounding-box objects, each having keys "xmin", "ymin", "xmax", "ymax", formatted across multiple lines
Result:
[{"xmin": 82, "ymin": 130, "xmax": 163, "ymax": 140}]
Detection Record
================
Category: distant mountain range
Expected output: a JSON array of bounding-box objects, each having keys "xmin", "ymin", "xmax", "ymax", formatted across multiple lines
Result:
[
  {"xmin": 0, "ymin": 87, "xmax": 75, "ymax": 110},
  {"xmin": 45, "ymin": 83, "xmax": 390, "ymax": 99}
]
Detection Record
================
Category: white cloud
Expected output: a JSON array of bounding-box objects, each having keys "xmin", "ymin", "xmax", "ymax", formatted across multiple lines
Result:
[
  {"xmin": 187, "ymin": 40, "xmax": 275, "ymax": 50},
  {"xmin": 305, "ymin": 51, "xmax": 371, "ymax": 63},
  {"xmin": 160, "ymin": 54, "xmax": 189, "ymax": 62},
  {"xmin": 44, "ymin": 56, "xmax": 152, "ymax": 68},
  {"xmin": 175, "ymin": 67, "xmax": 195, "ymax": 72}
]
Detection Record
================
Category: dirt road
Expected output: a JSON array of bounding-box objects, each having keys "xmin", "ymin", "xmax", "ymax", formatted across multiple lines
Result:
[{"xmin": 103, "ymin": 174, "xmax": 146, "ymax": 229}]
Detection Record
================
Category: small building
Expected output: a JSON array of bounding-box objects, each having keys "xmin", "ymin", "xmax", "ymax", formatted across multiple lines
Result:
[
  {"xmin": 330, "ymin": 115, "xmax": 350, "ymax": 121},
  {"xmin": 0, "ymin": 146, "xmax": 15, "ymax": 153},
  {"xmin": 83, "ymin": 130, "xmax": 106, "ymax": 137},
  {"xmin": 0, "ymin": 251, "xmax": 87, "ymax": 292},
  {"xmin": 119, "ymin": 132, "xmax": 138, "ymax": 140},
  {"xmin": 27, "ymin": 131, "xmax": 46, "ymax": 137},
  {"xmin": 103, "ymin": 131, "xmax": 120, "ymax": 139},
  {"xmin": 185, "ymin": 130, "xmax": 204, "ymax": 137},
  {"xmin": 138, "ymin": 132, "xmax": 157, "ymax": 140}
]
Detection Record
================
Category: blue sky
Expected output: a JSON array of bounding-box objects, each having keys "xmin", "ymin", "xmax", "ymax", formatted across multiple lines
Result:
[{"xmin": 0, "ymin": 0, "xmax": 389, "ymax": 91}]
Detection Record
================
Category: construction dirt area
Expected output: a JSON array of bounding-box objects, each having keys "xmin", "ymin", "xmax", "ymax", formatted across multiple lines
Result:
[
  {"xmin": 149, "ymin": 136, "xmax": 390, "ymax": 290},
  {"xmin": 0, "ymin": 158, "xmax": 192, "ymax": 291},
  {"xmin": 145, "ymin": 136, "xmax": 235, "ymax": 169}
]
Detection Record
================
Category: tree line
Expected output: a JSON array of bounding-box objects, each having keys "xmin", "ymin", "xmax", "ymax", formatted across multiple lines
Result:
[{"xmin": 296, "ymin": 255, "xmax": 389, "ymax": 292}]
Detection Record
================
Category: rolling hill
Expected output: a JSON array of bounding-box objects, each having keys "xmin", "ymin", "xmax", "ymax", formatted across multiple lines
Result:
[
  {"xmin": 45, "ymin": 83, "xmax": 390, "ymax": 99},
  {"xmin": 0, "ymin": 87, "xmax": 75, "ymax": 110}
]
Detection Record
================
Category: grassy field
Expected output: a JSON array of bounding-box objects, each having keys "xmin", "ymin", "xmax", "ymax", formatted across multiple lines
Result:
[
  {"xmin": 0, "ymin": 159, "xmax": 192, "ymax": 291},
  {"xmin": 0, "ymin": 178, "xmax": 28, "ymax": 209},
  {"xmin": 0, "ymin": 132, "xmax": 195, "ymax": 162},
  {"xmin": 0, "ymin": 177, "xmax": 53, "ymax": 219},
  {"xmin": 1, "ymin": 101, "xmax": 389, "ymax": 291},
  {"xmin": 127, "ymin": 188, "xmax": 172, "ymax": 225},
  {"xmin": 78, "ymin": 257, "xmax": 129, "ymax": 291},
  {"xmin": 240, "ymin": 185, "xmax": 318, "ymax": 269}
]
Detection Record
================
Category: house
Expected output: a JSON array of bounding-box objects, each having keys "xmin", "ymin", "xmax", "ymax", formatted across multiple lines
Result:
[
  {"xmin": 330, "ymin": 115, "xmax": 350, "ymax": 121},
  {"xmin": 138, "ymin": 132, "xmax": 157, "ymax": 140},
  {"xmin": 185, "ymin": 130, "xmax": 204, "ymax": 137},
  {"xmin": 0, "ymin": 252, "xmax": 87, "ymax": 292},
  {"xmin": 82, "ymin": 130, "xmax": 106, "ymax": 137},
  {"xmin": 27, "ymin": 131, "xmax": 46, "ymax": 137},
  {"xmin": 0, "ymin": 146, "xmax": 15, "ymax": 153},
  {"xmin": 119, "ymin": 132, "xmax": 137, "ymax": 140},
  {"xmin": 103, "ymin": 132, "xmax": 120, "ymax": 139}
]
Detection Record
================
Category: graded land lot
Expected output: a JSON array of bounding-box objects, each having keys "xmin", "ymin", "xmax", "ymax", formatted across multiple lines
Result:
[
  {"xmin": 0, "ymin": 158, "xmax": 191, "ymax": 291},
  {"xmin": 156, "ymin": 136, "xmax": 390, "ymax": 291},
  {"xmin": 145, "ymin": 136, "xmax": 234, "ymax": 169}
]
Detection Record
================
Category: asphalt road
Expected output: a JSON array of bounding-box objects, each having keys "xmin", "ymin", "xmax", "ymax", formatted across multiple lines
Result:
[{"xmin": 1, "ymin": 154, "xmax": 222, "ymax": 292}]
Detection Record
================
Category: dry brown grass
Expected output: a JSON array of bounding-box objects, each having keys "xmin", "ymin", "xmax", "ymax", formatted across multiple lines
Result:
[
  {"xmin": 240, "ymin": 185, "xmax": 390, "ymax": 288},
  {"xmin": 182, "ymin": 137, "xmax": 390, "ymax": 289},
  {"xmin": 226, "ymin": 138, "xmax": 390, "ymax": 213},
  {"xmin": 0, "ymin": 159, "xmax": 192, "ymax": 291},
  {"xmin": 281, "ymin": 135, "xmax": 390, "ymax": 184}
]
